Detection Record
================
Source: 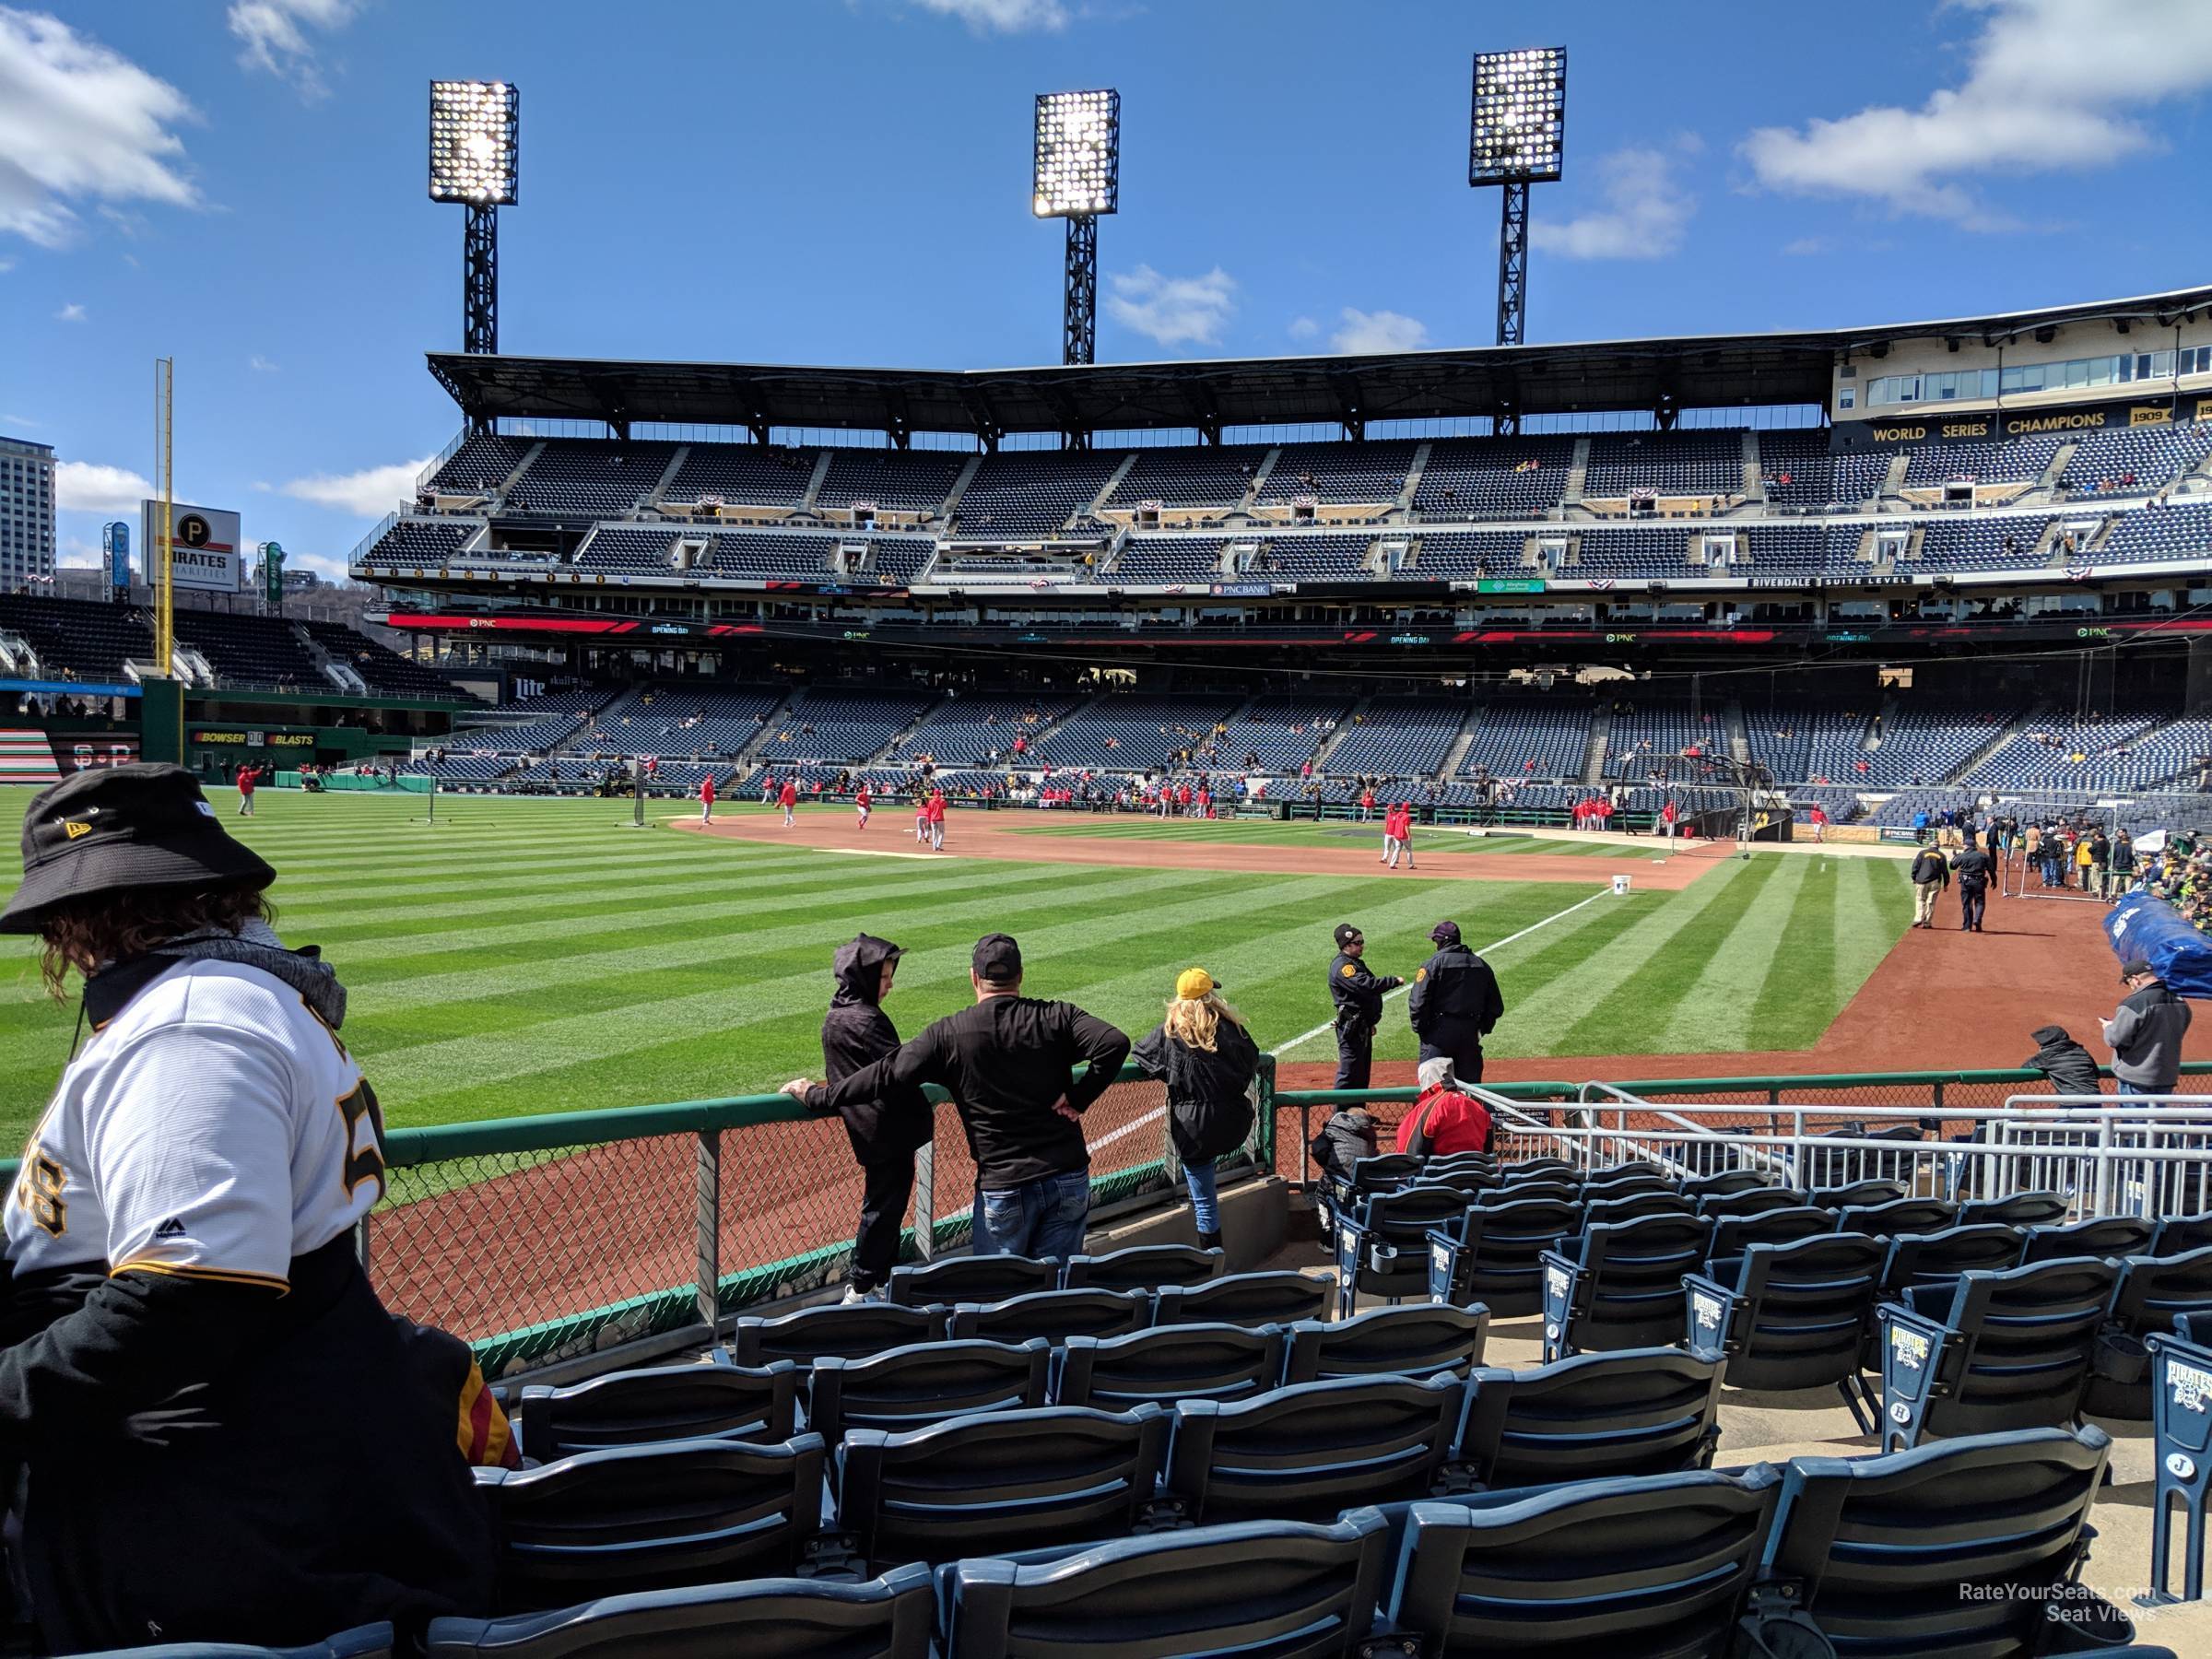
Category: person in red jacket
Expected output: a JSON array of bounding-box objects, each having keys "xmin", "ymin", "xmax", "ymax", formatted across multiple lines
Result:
[
  {"xmin": 925, "ymin": 789, "xmax": 947, "ymax": 852},
  {"xmin": 855, "ymin": 782, "xmax": 873, "ymax": 830},
  {"xmin": 699, "ymin": 771, "xmax": 716, "ymax": 824},
  {"xmin": 1359, "ymin": 786, "xmax": 1376, "ymax": 823},
  {"xmin": 1386, "ymin": 802, "xmax": 1418, "ymax": 871},
  {"xmin": 1395, "ymin": 1056, "xmax": 1492, "ymax": 1156},
  {"xmin": 779, "ymin": 778, "xmax": 798, "ymax": 828},
  {"xmin": 1807, "ymin": 803, "xmax": 1828, "ymax": 843},
  {"xmin": 234, "ymin": 763, "xmax": 259, "ymax": 818}
]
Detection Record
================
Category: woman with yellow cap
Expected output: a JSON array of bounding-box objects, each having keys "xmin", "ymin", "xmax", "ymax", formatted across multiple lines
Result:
[{"xmin": 1129, "ymin": 969, "xmax": 1260, "ymax": 1253}]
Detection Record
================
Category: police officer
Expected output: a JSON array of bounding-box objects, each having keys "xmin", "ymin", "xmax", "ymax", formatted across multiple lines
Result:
[
  {"xmin": 1406, "ymin": 919, "xmax": 1505, "ymax": 1084},
  {"xmin": 1328, "ymin": 922, "xmax": 1402, "ymax": 1090},
  {"xmin": 1951, "ymin": 839, "xmax": 1994, "ymax": 933}
]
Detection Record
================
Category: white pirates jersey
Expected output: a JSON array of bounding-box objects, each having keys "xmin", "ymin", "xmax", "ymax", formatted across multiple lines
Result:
[{"xmin": 8, "ymin": 959, "xmax": 387, "ymax": 1289}]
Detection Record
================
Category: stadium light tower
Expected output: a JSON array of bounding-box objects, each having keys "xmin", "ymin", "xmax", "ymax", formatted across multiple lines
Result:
[
  {"xmin": 428, "ymin": 80, "xmax": 519, "ymax": 356},
  {"xmin": 1034, "ymin": 88, "xmax": 1119, "ymax": 367},
  {"xmin": 1469, "ymin": 46, "xmax": 1565, "ymax": 406}
]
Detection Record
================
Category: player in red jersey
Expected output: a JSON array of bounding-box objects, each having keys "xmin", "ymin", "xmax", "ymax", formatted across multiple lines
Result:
[
  {"xmin": 780, "ymin": 778, "xmax": 798, "ymax": 827},
  {"xmin": 699, "ymin": 771, "xmax": 716, "ymax": 823},
  {"xmin": 855, "ymin": 782, "xmax": 872, "ymax": 830}
]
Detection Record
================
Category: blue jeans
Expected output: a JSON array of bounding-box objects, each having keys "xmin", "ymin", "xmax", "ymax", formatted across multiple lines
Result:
[
  {"xmin": 974, "ymin": 1168, "xmax": 1091, "ymax": 1258},
  {"xmin": 2118, "ymin": 1079, "xmax": 2159, "ymax": 1097},
  {"xmin": 1182, "ymin": 1159, "xmax": 1220, "ymax": 1234}
]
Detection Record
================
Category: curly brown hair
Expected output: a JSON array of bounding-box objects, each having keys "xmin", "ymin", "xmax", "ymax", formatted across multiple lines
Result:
[{"xmin": 38, "ymin": 886, "xmax": 276, "ymax": 1000}]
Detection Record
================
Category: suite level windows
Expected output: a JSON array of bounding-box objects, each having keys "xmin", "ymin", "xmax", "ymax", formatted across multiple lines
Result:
[{"xmin": 1865, "ymin": 346, "xmax": 2212, "ymax": 407}]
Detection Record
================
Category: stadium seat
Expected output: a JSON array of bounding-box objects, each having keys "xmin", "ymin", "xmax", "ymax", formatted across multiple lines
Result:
[
  {"xmin": 1685, "ymin": 1233, "xmax": 1888, "ymax": 1430},
  {"xmin": 1957, "ymin": 1190, "xmax": 2071, "ymax": 1228},
  {"xmin": 1699, "ymin": 1187, "xmax": 1810, "ymax": 1219},
  {"xmin": 1757, "ymin": 1426, "xmax": 2130, "ymax": 1655},
  {"xmin": 2021, "ymin": 1215, "xmax": 2159, "ymax": 1264},
  {"xmin": 1316, "ymin": 1153, "xmax": 1420, "ymax": 1230},
  {"xmin": 1426, "ymin": 1194, "xmax": 1584, "ymax": 1317},
  {"xmin": 939, "ymin": 1510, "xmax": 1391, "ymax": 1658},
  {"xmin": 806, "ymin": 1338, "xmax": 1052, "ymax": 1449},
  {"xmin": 70, "ymin": 1630, "xmax": 394, "ymax": 1659},
  {"xmin": 1165, "ymin": 1374, "xmax": 1465, "ymax": 1524},
  {"xmin": 1455, "ymin": 1348, "xmax": 1724, "ymax": 1490},
  {"xmin": 1055, "ymin": 1323, "xmax": 1288, "ymax": 1409},
  {"xmin": 1706, "ymin": 1205, "xmax": 1835, "ymax": 1261},
  {"xmin": 1579, "ymin": 1191, "xmax": 1695, "ymax": 1228},
  {"xmin": 1477, "ymin": 1179, "xmax": 1578, "ymax": 1207},
  {"xmin": 476, "ymin": 1434, "xmax": 830, "ymax": 1610},
  {"xmin": 1539, "ymin": 1212, "xmax": 1714, "ymax": 1360},
  {"xmin": 2087, "ymin": 1243, "xmax": 2212, "ymax": 1418},
  {"xmin": 422, "ymin": 1567, "xmax": 935, "ymax": 1658},
  {"xmin": 516, "ymin": 1357, "xmax": 797, "ymax": 1461},
  {"xmin": 1379, "ymin": 1470, "xmax": 1783, "ymax": 1654},
  {"xmin": 1877, "ymin": 1222, "xmax": 2026, "ymax": 1298},
  {"xmin": 1830, "ymin": 1196, "xmax": 1957, "ymax": 1238},
  {"xmin": 947, "ymin": 1288, "xmax": 1149, "ymax": 1344},
  {"xmin": 1500, "ymin": 1157, "xmax": 1575, "ymax": 1182},
  {"xmin": 1877, "ymin": 1256, "xmax": 2120, "ymax": 1450},
  {"xmin": 727, "ymin": 1303, "xmax": 947, "ymax": 1371},
  {"xmin": 885, "ymin": 1253, "xmax": 1058, "ymax": 1309},
  {"xmin": 1580, "ymin": 1163, "xmax": 1674, "ymax": 1196},
  {"xmin": 1151, "ymin": 1268, "xmax": 1334, "ymax": 1327},
  {"xmin": 2147, "ymin": 1325, "xmax": 2212, "ymax": 1602},
  {"xmin": 1280, "ymin": 1303, "xmax": 1491, "ymax": 1385},
  {"xmin": 837, "ymin": 1404, "xmax": 1171, "ymax": 1571},
  {"xmin": 1061, "ymin": 1243, "xmax": 1225, "ymax": 1293},
  {"xmin": 1333, "ymin": 1184, "xmax": 1474, "ymax": 1315},
  {"xmin": 1679, "ymin": 1170, "xmax": 1774, "ymax": 1201},
  {"xmin": 1806, "ymin": 1179, "xmax": 1908, "ymax": 1211},
  {"xmin": 2156, "ymin": 1211, "xmax": 2212, "ymax": 1255}
]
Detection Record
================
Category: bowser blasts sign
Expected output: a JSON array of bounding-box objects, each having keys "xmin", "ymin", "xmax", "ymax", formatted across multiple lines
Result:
[{"xmin": 139, "ymin": 500, "xmax": 244, "ymax": 593}]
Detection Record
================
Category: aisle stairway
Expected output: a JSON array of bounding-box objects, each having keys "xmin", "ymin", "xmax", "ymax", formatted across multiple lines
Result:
[{"xmin": 0, "ymin": 731, "xmax": 61, "ymax": 784}]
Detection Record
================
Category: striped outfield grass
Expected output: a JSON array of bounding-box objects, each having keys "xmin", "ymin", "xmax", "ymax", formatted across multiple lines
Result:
[
  {"xmin": 994, "ymin": 815, "xmax": 1633, "ymax": 856},
  {"xmin": 0, "ymin": 790, "xmax": 1911, "ymax": 1145}
]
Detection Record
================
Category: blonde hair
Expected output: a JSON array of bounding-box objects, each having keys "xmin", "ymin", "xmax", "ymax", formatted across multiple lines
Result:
[{"xmin": 1163, "ymin": 989, "xmax": 1245, "ymax": 1053}]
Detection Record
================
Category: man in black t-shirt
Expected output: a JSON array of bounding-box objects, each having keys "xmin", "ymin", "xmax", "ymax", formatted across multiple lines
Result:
[{"xmin": 788, "ymin": 934, "xmax": 1129, "ymax": 1258}]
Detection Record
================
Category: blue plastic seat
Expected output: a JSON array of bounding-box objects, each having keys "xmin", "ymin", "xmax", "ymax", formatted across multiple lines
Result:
[
  {"xmin": 1152, "ymin": 1268, "xmax": 1333, "ymax": 1328},
  {"xmin": 422, "ymin": 1568, "xmax": 934, "ymax": 1657},
  {"xmin": 885, "ymin": 1253, "xmax": 1058, "ymax": 1309},
  {"xmin": 939, "ymin": 1510, "xmax": 1390, "ymax": 1657},
  {"xmin": 1686, "ymin": 1232, "xmax": 1888, "ymax": 1431},
  {"xmin": 1705, "ymin": 1206, "xmax": 1833, "ymax": 1261},
  {"xmin": 1757, "ymin": 1425, "xmax": 2125, "ymax": 1654},
  {"xmin": 1332, "ymin": 1183, "xmax": 1474, "ymax": 1316},
  {"xmin": 1165, "ymin": 1374, "xmax": 1464, "ymax": 1524},
  {"xmin": 1457, "ymin": 1348, "xmax": 1723, "ymax": 1491},
  {"xmin": 516, "ymin": 1357, "xmax": 796, "ymax": 1462},
  {"xmin": 68, "ymin": 1630, "xmax": 393, "ymax": 1659},
  {"xmin": 727, "ymin": 1303, "xmax": 947, "ymax": 1371},
  {"xmin": 2090, "ymin": 1243, "xmax": 2212, "ymax": 1419},
  {"xmin": 1056, "ymin": 1322, "xmax": 1287, "ymax": 1409},
  {"xmin": 1957, "ymin": 1190, "xmax": 2069, "ymax": 1228},
  {"xmin": 947, "ymin": 1288, "xmax": 1149, "ymax": 1344},
  {"xmin": 806, "ymin": 1338, "xmax": 1051, "ymax": 1449},
  {"xmin": 1877, "ymin": 1222, "xmax": 2025, "ymax": 1300},
  {"xmin": 477, "ymin": 1434, "xmax": 830, "ymax": 1611},
  {"xmin": 1877, "ymin": 1256, "xmax": 2119, "ymax": 1450},
  {"xmin": 1830, "ymin": 1196, "xmax": 1956, "ymax": 1238},
  {"xmin": 1061, "ymin": 1243, "xmax": 1225, "ymax": 1293},
  {"xmin": 1539, "ymin": 1211, "xmax": 1714, "ymax": 1360},
  {"xmin": 1380, "ymin": 1469, "xmax": 1783, "ymax": 1653},
  {"xmin": 839, "ymin": 1404, "xmax": 1171, "ymax": 1571},
  {"xmin": 1698, "ymin": 1186, "xmax": 1809, "ymax": 1220},
  {"xmin": 1280, "ymin": 1303, "xmax": 1489, "ymax": 1385},
  {"xmin": 1427, "ymin": 1195, "xmax": 1583, "ymax": 1318},
  {"xmin": 2021, "ymin": 1215, "xmax": 2158, "ymax": 1264}
]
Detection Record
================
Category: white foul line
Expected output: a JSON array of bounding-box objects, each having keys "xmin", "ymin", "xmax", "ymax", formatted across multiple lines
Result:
[{"xmin": 1083, "ymin": 887, "xmax": 1616, "ymax": 1154}]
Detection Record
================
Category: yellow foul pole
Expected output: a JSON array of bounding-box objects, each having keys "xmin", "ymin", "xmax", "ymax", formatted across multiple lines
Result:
[{"xmin": 154, "ymin": 358, "xmax": 174, "ymax": 677}]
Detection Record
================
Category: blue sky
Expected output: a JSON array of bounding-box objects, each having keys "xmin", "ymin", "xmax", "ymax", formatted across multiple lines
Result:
[{"xmin": 6, "ymin": 0, "xmax": 2212, "ymax": 577}]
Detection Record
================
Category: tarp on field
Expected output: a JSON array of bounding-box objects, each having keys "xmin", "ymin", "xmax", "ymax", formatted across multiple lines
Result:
[{"xmin": 2104, "ymin": 891, "xmax": 2212, "ymax": 1000}]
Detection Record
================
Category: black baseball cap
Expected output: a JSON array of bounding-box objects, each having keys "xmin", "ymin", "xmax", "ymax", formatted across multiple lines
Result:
[
  {"xmin": 2121, "ymin": 957, "xmax": 2156, "ymax": 982},
  {"xmin": 1334, "ymin": 924, "xmax": 1363, "ymax": 948},
  {"xmin": 1430, "ymin": 921, "xmax": 1461, "ymax": 945},
  {"xmin": 973, "ymin": 932, "xmax": 1023, "ymax": 981},
  {"xmin": 1, "ymin": 764, "xmax": 276, "ymax": 935}
]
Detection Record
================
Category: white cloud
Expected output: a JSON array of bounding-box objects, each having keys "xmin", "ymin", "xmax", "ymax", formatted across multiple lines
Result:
[
  {"xmin": 1528, "ymin": 146, "xmax": 1697, "ymax": 259},
  {"xmin": 0, "ymin": 256, "xmax": 13, "ymax": 274},
  {"xmin": 57, "ymin": 535, "xmax": 100, "ymax": 570},
  {"xmin": 53, "ymin": 300, "xmax": 82, "ymax": 322},
  {"xmin": 1741, "ymin": 0, "xmax": 2212, "ymax": 228},
  {"xmin": 56, "ymin": 460, "xmax": 153, "ymax": 513},
  {"xmin": 1330, "ymin": 308, "xmax": 1429, "ymax": 355},
  {"xmin": 227, "ymin": 0, "xmax": 359, "ymax": 97},
  {"xmin": 1782, "ymin": 235, "xmax": 1832, "ymax": 257},
  {"xmin": 1104, "ymin": 265, "xmax": 1236, "ymax": 348},
  {"xmin": 0, "ymin": 8, "xmax": 197, "ymax": 248},
  {"xmin": 249, "ymin": 353, "xmax": 279, "ymax": 372},
  {"xmin": 1287, "ymin": 315, "xmax": 1319, "ymax": 341},
  {"xmin": 901, "ymin": 0, "xmax": 1068, "ymax": 31},
  {"xmin": 280, "ymin": 457, "xmax": 430, "ymax": 517}
]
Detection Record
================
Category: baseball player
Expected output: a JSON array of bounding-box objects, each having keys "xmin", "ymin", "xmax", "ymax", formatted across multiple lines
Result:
[
  {"xmin": 915, "ymin": 789, "xmax": 932, "ymax": 843},
  {"xmin": 1378, "ymin": 799, "xmax": 1399, "ymax": 865},
  {"xmin": 760, "ymin": 771, "xmax": 778, "ymax": 808},
  {"xmin": 780, "ymin": 776, "xmax": 798, "ymax": 828},
  {"xmin": 236, "ymin": 762, "xmax": 258, "ymax": 817},
  {"xmin": 0, "ymin": 765, "xmax": 496, "ymax": 1649},
  {"xmin": 699, "ymin": 771, "xmax": 716, "ymax": 823},
  {"xmin": 1327, "ymin": 922, "xmax": 1403, "ymax": 1090},
  {"xmin": 926, "ymin": 788, "xmax": 947, "ymax": 852},
  {"xmin": 855, "ymin": 782, "xmax": 873, "ymax": 830}
]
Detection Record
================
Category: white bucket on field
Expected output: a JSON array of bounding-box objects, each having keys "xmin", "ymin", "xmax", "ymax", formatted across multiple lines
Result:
[{"xmin": 1611, "ymin": 874, "xmax": 1631, "ymax": 896}]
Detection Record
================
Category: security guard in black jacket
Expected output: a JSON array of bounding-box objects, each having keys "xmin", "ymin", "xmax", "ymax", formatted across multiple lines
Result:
[
  {"xmin": 1328, "ymin": 923, "xmax": 1402, "ymax": 1090},
  {"xmin": 1406, "ymin": 919, "xmax": 1505, "ymax": 1084},
  {"xmin": 1951, "ymin": 843, "xmax": 1994, "ymax": 933}
]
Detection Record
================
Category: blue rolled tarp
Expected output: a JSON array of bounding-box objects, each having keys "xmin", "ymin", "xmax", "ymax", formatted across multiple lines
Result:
[{"xmin": 2104, "ymin": 891, "xmax": 2212, "ymax": 999}]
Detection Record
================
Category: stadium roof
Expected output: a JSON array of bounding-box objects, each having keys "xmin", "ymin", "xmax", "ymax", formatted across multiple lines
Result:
[{"xmin": 429, "ymin": 283, "xmax": 2212, "ymax": 443}]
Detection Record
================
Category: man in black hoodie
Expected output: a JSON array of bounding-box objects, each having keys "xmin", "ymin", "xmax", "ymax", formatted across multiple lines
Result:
[
  {"xmin": 817, "ymin": 934, "xmax": 934, "ymax": 1302},
  {"xmin": 2021, "ymin": 1025, "xmax": 2102, "ymax": 1097}
]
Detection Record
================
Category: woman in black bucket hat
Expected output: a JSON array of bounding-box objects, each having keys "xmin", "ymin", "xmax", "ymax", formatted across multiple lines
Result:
[{"xmin": 0, "ymin": 764, "xmax": 493, "ymax": 1651}]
